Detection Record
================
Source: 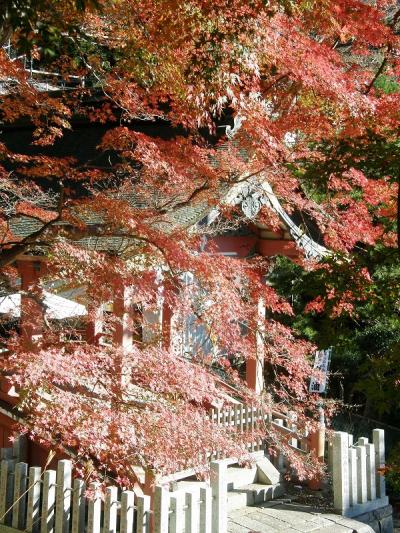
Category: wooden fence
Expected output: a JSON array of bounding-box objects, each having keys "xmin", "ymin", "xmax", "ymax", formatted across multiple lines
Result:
[
  {"xmin": 2, "ymin": 42, "xmax": 86, "ymax": 91},
  {"xmin": 209, "ymin": 405, "xmax": 309, "ymax": 464},
  {"xmin": 0, "ymin": 450, "xmax": 229, "ymax": 533},
  {"xmin": 209, "ymin": 405, "xmax": 267, "ymax": 453},
  {"xmin": 331, "ymin": 429, "xmax": 388, "ymax": 518}
]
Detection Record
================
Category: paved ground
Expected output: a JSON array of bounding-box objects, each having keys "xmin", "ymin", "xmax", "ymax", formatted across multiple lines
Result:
[{"xmin": 228, "ymin": 500, "xmax": 374, "ymax": 533}]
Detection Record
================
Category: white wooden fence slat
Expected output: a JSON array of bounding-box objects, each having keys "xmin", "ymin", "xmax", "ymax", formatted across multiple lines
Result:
[
  {"xmin": 55, "ymin": 460, "xmax": 72, "ymax": 533},
  {"xmin": 332, "ymin": 432, "xmax": 349, "ymax": 514},
  {"xmin": 0, "ymin": 460, "xmax": 8, "ymax": 525},
  {"xmin": 153, "ymin": 486, "xmax": 169, "ymax": 533},
  {"xmin": 274, "ymin": 419, "xmax": 285, "ymax": 470},
  {"xmin": 120, "ymin": 490, "xmax": 134, "ymax": 533},
  {"xmin": 0, "ymin": 459, "xmax": 12, "ymax": 524},
  {"xmin": 250, "ymin": 408, "xmax": 255, "ymax": 451},
  {"xmin": 348, "ymin": 448, "xmax": 357, "ymax": 507},
  {"xmin": 169, "ymin": 491, "xmax": 184, "ymax": 533},
  {"xmin": 103, "ymin": 486, "xmax": 118, "ymax": 533},
  {"xmin": 372, "ymin": 429, "xmax": 386, "ymax": 498},
  {"xmin": 356, "ymin": 445, "xmax": 367, "ymax": 504},
  {"xmin": 87, "ymin": 482, "xmax": 101, "ymax": 533},
  {"xmin": 12, "ymin": 461, "xmax": 28, "ymax": 530},
  {"xmin": 244, "ymin": 405, "xmax": 249, "ymax": 432},
  {"xmin": 239, "ymin": 405, "xmax": 244, "ymax": 433},
  {"xmin": 199, "ymin": 486, "xmax": 211, "ymax": 533},
  {"xmin": 13, "ymin": 436, "xmax": 28, "ymax": 463},
  {"xmin": 288, "ymin": 412, "xmax": 298, "ymax": 448},
  {"xmin": 365, "ymin": 443, "xmax": 376, "ymax": 501},
  {"xmin": 301, "ymin": 427, "xmax": 309, "ymax": 453},
  {"xmin": 3, "ymin": 459, "xmax": 15, "ymax": 526},
  {"xmin": 71, "ymin": 479, "xmax": 85, "ymax": 533},
  {"xmin": 185, "ymin": 490, "xmax": 200, "ymax": 533},
  {"xmin": 250, "ymin": 407, "xmax": 255, "ymax": 431},
  {"xmin": 254, "ymin": 408, "xmax": 258, "ymax": 451},
  {"xmin": 136, "ymin": 494, "xmax": 150, "ymax": 533},
  {"xmin": 1, "ymin": 448, "xmax": 13, "ymax": 460},
  {"xmin": 327, "ymin": 439, "xmax": 333, "ymax": 473},
  {"xmin": 210, "ymin": 460, "xmax": 227, "ymax": 533},
  {"xmin": 26, "ymin": 466, "xmax": 42, "ymax": 533},
  {"xmin": 41, "ymin": 470, "xmax": 56, "ymax": 533}
]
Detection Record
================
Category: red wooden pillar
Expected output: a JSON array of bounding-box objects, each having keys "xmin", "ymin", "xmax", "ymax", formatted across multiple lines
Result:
[
  {"xmin": 161, "ymin": 298, "xmax": 173, "ymax": 350},
  {"xmin": 246, "ymin": 297, "xmax": 265, "ymax": 394},
  {"xmin": 86, "ymin": 305, "xmax": 103, "ymax": 345},
  {"xmin": 110, "ymin": 281, "xmax": 135, "ymax": 392},
  {"xmin": 17, "ymin": 259, "xmax": 45, "ymax": 348},
  {"xmin": 112, "ymin": 282, "xmax": 134, "ymax": 351},
  {"xmin": 308, "ymin": 404, "xmax": 326, "ymax": 490},
  {"xmin": 161, "ymin": 280, "xmax": 178, "ymax": 352}
]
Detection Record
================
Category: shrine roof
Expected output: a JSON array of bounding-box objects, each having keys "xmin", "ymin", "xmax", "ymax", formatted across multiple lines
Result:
[{"xmin": 2, "ymin": 120, "xmax": 328, "ymax": 260}]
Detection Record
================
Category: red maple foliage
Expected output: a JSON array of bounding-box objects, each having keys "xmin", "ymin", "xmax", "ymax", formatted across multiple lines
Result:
[{"xmin": 0, "ymin": 0, "xmax": 398, "ymax": 485}]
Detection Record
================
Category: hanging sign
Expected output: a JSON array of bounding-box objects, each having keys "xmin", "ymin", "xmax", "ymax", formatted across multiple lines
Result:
[{"xmin": 309, "ymin": 347, "xmax": 332, "ymax": 394}]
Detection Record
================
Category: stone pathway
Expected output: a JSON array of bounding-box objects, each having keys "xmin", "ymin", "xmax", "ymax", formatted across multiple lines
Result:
[{"xmin": 228, "ymin": 500, "xmax": 375, "ymax": 533}]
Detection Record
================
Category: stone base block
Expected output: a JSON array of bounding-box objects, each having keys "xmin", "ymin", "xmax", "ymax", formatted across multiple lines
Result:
[{"xmin": 352, "ymin": 504, "xmax": 393, "ymax": 533}]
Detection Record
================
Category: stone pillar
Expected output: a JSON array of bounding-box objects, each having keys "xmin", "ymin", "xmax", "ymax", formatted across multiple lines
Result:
[
  {"xmin": 210, "ymin": 460, "xmax": 227, "ymax": 533},
  {"xmin": 17, "ymin": 259, "xmax": 45, "ymax": 348},
  {"xmin": 365, "ymin": 443, "xmax": 376, "ymax": 501},
  {"xmin": 246, "ymin": 298, "xmax": 265, "ymax": 394},
  {"xmin": 349, "ymin": 446, "xmax": 358, "ymax": 506},
  {"xmin": 372, "ymin": 429, "xmax": 386, "ymax": 498},
  {"xmin": 333, "ymin": 431, "xmax": 349, "ymax": 514},
  {"xmin": 356, "ymin": 444, "xmax": 367, "ymax": 504}
]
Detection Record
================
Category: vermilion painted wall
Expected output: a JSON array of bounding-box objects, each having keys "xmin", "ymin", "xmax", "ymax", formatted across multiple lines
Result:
[
  {"xmin": 257, "ymin": 238, "xmax": 298, "ymax": 258},
  {"xmin": 208, "ymin": 234, "xmax": 299, "ymax": 259},
  {"xmin": 208, "ymin": 236, "xmax": 258, "ymax": 258},
  {"xmin": 0, "ymin": 412, "xmax": 14, "ymax": 448}
]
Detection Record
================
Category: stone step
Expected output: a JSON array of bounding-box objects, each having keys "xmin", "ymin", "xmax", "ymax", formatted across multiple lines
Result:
[
  {"xmin": 226, "ymin": 466, "xmax": 258, "ymax": 490},
  {"xmin": 227, "ymin": 483, "xmax": 285, "ymax": 512},
  {"xmin": 173, "ymin": 480, "xmax": 209, "ymax": 493}
]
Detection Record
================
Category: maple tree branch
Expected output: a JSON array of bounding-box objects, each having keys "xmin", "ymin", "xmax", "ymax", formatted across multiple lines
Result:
[
  {"xmin": 262, "ymin": 72, "xmax": 291, "ymax": 93},
  {"xmin": 391, "ymin": 7, "xmax": 400, "ymax": 28},
  {"xmin": 158, "ymin": 182, "xmax": 210, "ymax": 213},
  {"xmin": 398, "ymin": 174, "xmax": 400, "ymax": 254},
  {"xmin": 0, "ymin": 221, "xmax": 56, "ymax": 267},
  {"xmin": 363, "ymin": 6, "xmax": 400, "ymax": 96},
  {"xmin": 364, "ymin": 49, "xmax": 389, "ymax": 95},
  {"xmin": 0, "ymin": 187, "xmax": 65, "ymax": 268}
]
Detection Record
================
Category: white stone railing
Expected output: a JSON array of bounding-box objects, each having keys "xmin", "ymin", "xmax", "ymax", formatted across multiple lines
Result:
[
  {"xmin": 332, "ymin": 429, "xmax": 388, "ymax": 518},
  {"xmin": 0, "ymin": 446, "xmax": 229, "ymax": 533}
]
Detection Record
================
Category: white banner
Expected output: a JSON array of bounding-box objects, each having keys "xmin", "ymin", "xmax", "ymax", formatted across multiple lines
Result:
[{"xmin": 309, "ymin": 347, "xmax": 332, "ymax": 394}]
